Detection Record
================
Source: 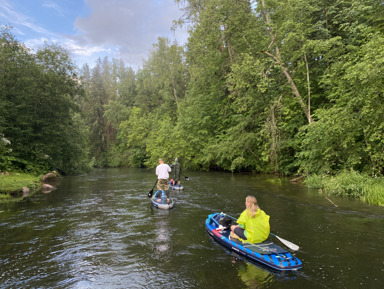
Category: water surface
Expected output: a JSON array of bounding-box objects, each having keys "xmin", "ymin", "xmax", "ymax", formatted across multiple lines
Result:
[{"xmin": 1, "ymin": 168, "xmax": 383, "ymax": 288}]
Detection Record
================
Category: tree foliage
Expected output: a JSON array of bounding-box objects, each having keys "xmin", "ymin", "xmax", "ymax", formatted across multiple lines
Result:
[
  {"xmin": 3, "ymin": 0, "xmax": 384, "ymax": 180},
  {"xmin": 79, "ymin": 0, "xmax": 384, "ymax": 178},
  {"xmin": 0, "ymin": 26, "xmax": 88, "ymax": 174}
]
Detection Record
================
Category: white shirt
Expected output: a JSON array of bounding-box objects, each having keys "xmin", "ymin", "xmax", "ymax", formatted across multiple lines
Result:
[{"xmin": 156, "ymin": 163, "xmax": 171, "ymax": 179}]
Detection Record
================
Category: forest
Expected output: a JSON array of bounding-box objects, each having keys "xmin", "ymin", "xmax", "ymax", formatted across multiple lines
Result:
[{"xmin": 1, "ymin": 0, "xmax": 384, "ymax": 204}]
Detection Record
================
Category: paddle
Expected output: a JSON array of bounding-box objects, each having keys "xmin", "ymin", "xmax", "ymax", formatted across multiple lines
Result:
[
  {"xmin": 147, "ymin": 179, "xmax": 158, "ymax": 198},
  {"xmin": 220, "ymin": 212, "xmax": 300, "ymax": 251},
  {"xmin": 269, "ymin": 233, "xmax": 299, "ymax": 251}
]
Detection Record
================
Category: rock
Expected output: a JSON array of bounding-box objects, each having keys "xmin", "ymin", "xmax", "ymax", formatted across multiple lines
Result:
[
  {"xmin": 42, "ymin": 171, "xmax": 60, "ymax": 182},
  {"xmin": 41, "ymin": 183, "xmax": 56, "ymax": 193},
  {"xmin": 22, "ymin": 187, "xmax": 30, "ymax": 197}
]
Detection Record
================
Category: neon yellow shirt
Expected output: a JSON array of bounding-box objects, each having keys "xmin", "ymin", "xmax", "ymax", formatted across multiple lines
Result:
[{"xmin": 237, "ymin": 208, "xmax": 270, "ymax": 243}]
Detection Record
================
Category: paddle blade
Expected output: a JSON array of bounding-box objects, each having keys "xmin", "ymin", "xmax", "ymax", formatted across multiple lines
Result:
[
  {"xmin": 148, "ymin": 189, "xmax": 153, "ymax": 198},
  {"xmin": 184, "ymin": 176, "xmax": 189, "ymax": 181},
  {"xmin": 273, "ymin": 234, "xmax": 299, "ymax": 251}
]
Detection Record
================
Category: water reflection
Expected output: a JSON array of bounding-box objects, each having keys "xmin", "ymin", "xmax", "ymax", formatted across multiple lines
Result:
[
  {"xmin": 234, "ymin": 257, "xmax": 301, "ymax": 289},
  {"xmin": 154, "ymin": 212, "xmax": 171, "ymax": 255},
  {"xmin": 237, "ymin": 261, "xmax": 273, "ymax": 289}
]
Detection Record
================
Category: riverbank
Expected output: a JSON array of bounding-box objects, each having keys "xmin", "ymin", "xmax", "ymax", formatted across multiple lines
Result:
[
  {"xmin": 305, "ymin": 171, "xmax": 384, "ymax": 206},
  {"xmin": 0, "ymin": 171, "xmax": 61, "ymax": 203},
  {"xmin": 0, "ymin": 172, "xmax": 41, "ymax": 202}
]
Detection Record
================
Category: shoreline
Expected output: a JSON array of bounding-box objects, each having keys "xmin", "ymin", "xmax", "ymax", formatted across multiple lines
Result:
[{"xmin": 0, "ymin": 171, "xmax": 59, "ymax": 203}]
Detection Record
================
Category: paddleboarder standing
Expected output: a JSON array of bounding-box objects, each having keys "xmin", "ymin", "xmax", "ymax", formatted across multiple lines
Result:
[
  {"xmin": 156, "ymin": 158, "xmax": 171, "ymax": 201},
  {"xmin": 170, "ymin": 158, "xmax": 182, "ymax": 186}
]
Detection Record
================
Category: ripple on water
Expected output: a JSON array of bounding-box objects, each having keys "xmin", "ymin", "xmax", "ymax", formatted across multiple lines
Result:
[{"xmin": 2, "ymin": 168, "xmax": 384, "ymax": 289}]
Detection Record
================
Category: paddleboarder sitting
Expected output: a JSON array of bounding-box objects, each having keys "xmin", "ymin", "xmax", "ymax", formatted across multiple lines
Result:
[
  {"xmin": 156, "ymin": 158, "xmax": 171, "ymax": 203},
  {"xmin": 230, "ymin": 195, "xmax": 270, "ymax": 243},
  {"xmin": 154, "ymin": 190, "xmax": 168, "ymax": 204}
]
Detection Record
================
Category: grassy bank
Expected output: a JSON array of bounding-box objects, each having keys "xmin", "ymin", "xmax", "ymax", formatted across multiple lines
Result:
[
  {"xmin": 0, "ymin": 173, "xmax": 41, "ymax": 201},
  {"xmin": 305, "ymin": 171, "xmax": 384, "ymax": 206}
]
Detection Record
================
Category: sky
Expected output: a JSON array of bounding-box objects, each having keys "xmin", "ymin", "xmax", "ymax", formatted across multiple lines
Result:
[{"xmin": 0, "ymin": 0, "xmax": 188, "ymax": 70}]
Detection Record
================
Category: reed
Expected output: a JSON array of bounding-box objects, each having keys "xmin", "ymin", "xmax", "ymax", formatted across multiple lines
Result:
[
  {"xmin": 305, "ymin": 174, "xmax": 323, "ymax": 189},
  {"xmin": 362, "ymin": 183, "xmax": 384, "ymax": 206},
  {"xmin": 305, "ymin": 171, "xmax": 384, "ymax": 206}
]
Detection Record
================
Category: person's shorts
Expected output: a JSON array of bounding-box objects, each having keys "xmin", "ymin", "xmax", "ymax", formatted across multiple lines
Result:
[
  {"xmin": 157, "ymin": 179, "xmax": 169, "ymax": 191},
  {"xmin": 234, "ymin": 227, "xmax": 247, "ymax": 240}
]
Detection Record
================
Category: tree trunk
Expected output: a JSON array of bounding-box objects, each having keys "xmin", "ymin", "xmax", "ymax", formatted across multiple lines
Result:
[{"xmin": 260, "ymin": 0, "xmax": 313, "ymax": 124}]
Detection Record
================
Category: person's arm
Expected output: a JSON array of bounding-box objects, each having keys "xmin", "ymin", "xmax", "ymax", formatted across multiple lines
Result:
[{"xmin": 237, "ymin": 211, "xmax": 247, "ymax": 228}]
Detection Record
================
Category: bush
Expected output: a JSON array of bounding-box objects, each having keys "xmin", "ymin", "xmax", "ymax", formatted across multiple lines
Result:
[{"xmin": 305, "ymin": 174, "xmax": 324, "ymax": 189}]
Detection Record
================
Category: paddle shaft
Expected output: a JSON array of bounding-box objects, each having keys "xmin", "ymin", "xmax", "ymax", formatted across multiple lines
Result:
[{"xmin": 147, "ymin": 179, "xmax": 158, "ymax": 198}]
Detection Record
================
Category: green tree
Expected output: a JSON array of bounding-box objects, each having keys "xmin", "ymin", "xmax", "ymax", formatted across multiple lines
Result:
[
  {"xmin": 104, "ymin": 60, "xmax": 137, "ymax": 166},
  {"xmin": 34, "ymin": 44, "xmax": 87, "ymax": 174},
  {"xmin": 297, "ymin": 0, "xmax": 384, "ymax": 176},
  {"xmin": 83, "ymin": 59, "xmax": 110, "ymax": 166},
  {"xmin": 135, "ymin": 37, "xmax": 187, "ymax": 115},
  {"xmin": 123, "ymin": 38, "xmax": 188, "ymax": 167},
  {"xmin": 0, "ymin": 27, "xmax": 88, "ymax": 174},
  {"xmin": 117, "ymin": 107, "xmax": 151, "ymax": 167}
]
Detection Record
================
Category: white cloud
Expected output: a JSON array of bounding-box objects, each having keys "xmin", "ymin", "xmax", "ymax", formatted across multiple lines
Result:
[
  {"xmin": 71, "ymin": 0, "xmax": 187, "ymax": 67},
  {"xmin": 42, "ymin": 0, "xmax": 65, "ymax": 16},
  {"xmin": 0, "ymin": 0, "xmax": 54, "ymax": 36},
  {"xmin": 0, "ymin": 0, "xmax": 188, "ymax": 69},
  {"xmin": 64, "ymin": 39, "xmax": 110, "ymax": 57}
]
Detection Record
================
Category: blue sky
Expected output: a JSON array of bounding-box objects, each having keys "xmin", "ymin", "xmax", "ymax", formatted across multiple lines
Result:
[{"xmin": 0, "ymin": 0, "xmax": 188, "ymax": 70}]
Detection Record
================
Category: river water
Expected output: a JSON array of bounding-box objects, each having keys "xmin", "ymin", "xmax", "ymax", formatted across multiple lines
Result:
[{"xmin": 0, "ymin": 168, "xmax": 383, "ymax": 289}]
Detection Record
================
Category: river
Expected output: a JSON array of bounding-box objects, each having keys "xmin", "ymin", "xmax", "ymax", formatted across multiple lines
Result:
[{"xmin": 0, "ymin": 168, "xmax": 383, "ymax": 288}]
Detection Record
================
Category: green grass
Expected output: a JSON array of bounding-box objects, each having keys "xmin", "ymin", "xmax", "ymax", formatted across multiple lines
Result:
[
  {"xmin": 305, "ymin": 171, "xmax": 384, "ymax": 206},
  {"xmin": 363, "ymin": 184, "xmax": 384, "ymax": 206},
  {"xmin": 305, "ymin": 174, "xmax": 324, "ymax": 189},
  {"xmin": 0, "ymin": 173, "xmax": 41, "ymax": 199}
]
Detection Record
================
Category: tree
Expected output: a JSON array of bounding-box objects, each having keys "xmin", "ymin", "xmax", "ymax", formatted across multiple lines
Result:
[
  {"xmin": 117, "ymin": 107, "xmax": 151, "ymax": 167},
  {"xmin": 135, "ymin": 37, "xmax": 188, "ymax": 115},
  {"xmin": 83, "ymin": 59, "xmax": 110, "ymax": 165},
  {"xmin": 0, "ymin": 27, "xmax": 88, "ymax": 174},
  {"xmin": 297, "ymin": 0, "xmax": 384, "ymax": 176}
]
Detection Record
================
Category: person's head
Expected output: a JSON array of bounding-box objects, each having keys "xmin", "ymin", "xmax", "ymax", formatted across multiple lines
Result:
[
  {"xmin": 245, "ymin": 195, "xmax": 259, "ymax": 217},
  {"xmin": 159, "ymin": 158, "xmax": 164, "ymax": 164}
]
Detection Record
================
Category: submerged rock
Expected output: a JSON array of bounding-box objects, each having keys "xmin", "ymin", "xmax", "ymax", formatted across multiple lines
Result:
[
  {"xmin": 22, "ymin": 187, "xmax": 30, "ymax": 197},
  {"xmin": 41, "ymin": 183, "xmax": 56, "ymax": 193}
]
